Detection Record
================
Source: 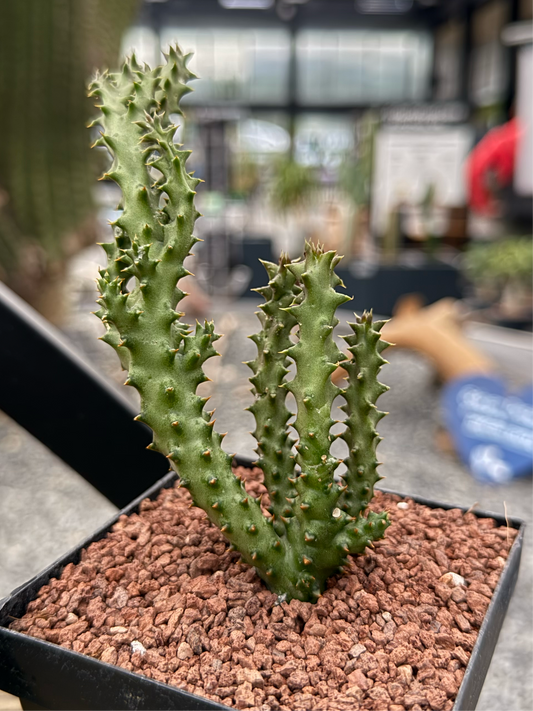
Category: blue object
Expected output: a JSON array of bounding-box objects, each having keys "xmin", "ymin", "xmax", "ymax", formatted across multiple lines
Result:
[{"xmin": 442, "ymin": 374, "xmax": 533, "ymax": 484}]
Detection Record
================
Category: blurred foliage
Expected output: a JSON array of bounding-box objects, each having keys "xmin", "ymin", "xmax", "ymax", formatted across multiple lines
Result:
[
  {"xmin": 0, "ymin": 0, "xmax": 137, "ymax": 313},
  {"xmin": 471, "ymin": 102, "xmax": 508, "ymax": 134},
  {"xmin": 270, "ymin": 157, "xmax": 317, "ymax": 214},
  {"xmin": 421, "ymin": 183, "xmax": 436, "ymax": 212},
  {"xmin": 420, "ymin": 183, "xmax": 439, "ymax": 258},
  {"xmin": 338, "ymin": 112, "xmax": 377, "ymax": 208},
  {"xmin": 230, "ymin": 153, "xmax": 260, "ymax": 200},
  {"xmin": 463, "ymin": 238, "xmax": 533, "ymax": 289}
]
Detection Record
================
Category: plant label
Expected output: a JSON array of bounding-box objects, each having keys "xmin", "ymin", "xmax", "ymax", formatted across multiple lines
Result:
[{"xmin": 442, "ymin": 374, "xmax": 533, "ymax": 483}]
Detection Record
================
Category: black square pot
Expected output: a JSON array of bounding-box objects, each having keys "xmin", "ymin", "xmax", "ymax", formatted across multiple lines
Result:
[{"xmin": 0, "ymin": 460, "xmax": 525, "ymax": 711}]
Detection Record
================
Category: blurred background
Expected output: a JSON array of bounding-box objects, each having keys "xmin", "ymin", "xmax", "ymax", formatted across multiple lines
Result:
[
  {"xmin": 0, "ymin": 0, "xmax": 531, "ymax": 326},
  {"xmin": 114, "ymin": 0, "xmax": 532, "ymax": 332},
  {"xmin": 0, "ymin": 1, "xmax": 531, "ymax": 710}
]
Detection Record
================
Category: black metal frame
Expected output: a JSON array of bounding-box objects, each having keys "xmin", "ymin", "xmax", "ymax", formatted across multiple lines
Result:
[
  {"xmin": 140, "ymin": 0, "xmax": 437, "ymax": 33},
  {"xmin": 138, "ymin": 0, "xmax": 499, "ymax": 33},
  {"xmin": 134, "ymin": 0, "xmax": 505, "ymax": 117},
  {"xmin": 138, "ymin": 0, "xmax": 439, "ymax": 124}
]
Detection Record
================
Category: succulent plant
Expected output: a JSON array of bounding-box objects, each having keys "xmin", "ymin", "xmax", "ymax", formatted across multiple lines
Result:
[
  {"xmin": 270, "ymin": 157, "xmax": 316, "ymax": 215},
  {"xmin": 0, "ymin": 0, "xmax": 137, "ymax": 313},
  {"xmin": 90, "ymin": 48, "xmax": 391, "ymax": 602},
  {"xmin": 463, "ymin": 238, "xmax": 533, "ymax": 291}
]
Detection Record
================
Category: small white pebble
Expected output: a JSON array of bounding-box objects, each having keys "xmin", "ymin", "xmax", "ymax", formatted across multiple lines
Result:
[
  {"xmin": 131, "ymin": 640, "xmax": 146, "ymax": 656},
  {"xmin": 397, "ymin": 502, "xmax": 409, "ymax": 510},
  {"xmin": 382, "ymin": 611, "xmax": 392, "ymax": 621},
  {"xmin": 64, "ymin": 613, "xmax": 78, "ymax": 625},
  {"xmin": 332, "ymin": 508, "xmax": 342, "ymax": 518},
  {"xmin": 110, "ymin": 626, "xmax": 128, "ymax": 634},
  {"xmin": 398, "ymin": 664, "xmax": 413, "ymax": 684},
  {"xmin": 439, "ymin": 572, "xmax": 465, "ymax": 587},
  {"xmin": 177, "ymin": 641, "xmax": 193, "ymax": 660},
  {"xmin": 348, "ymin": 643, "xmax": 366, "ymax": 660}
]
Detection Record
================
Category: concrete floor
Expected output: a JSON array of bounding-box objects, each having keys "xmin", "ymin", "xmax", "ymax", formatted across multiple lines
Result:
[{"xmin": 0, "ymin": 247, "xmax": 531, "ymax": 710}]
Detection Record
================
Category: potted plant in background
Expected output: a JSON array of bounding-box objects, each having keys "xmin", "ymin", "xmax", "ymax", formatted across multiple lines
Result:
[
  {"xmin": 269, "ymin": 155, "xmax": 317, "ymax": 257},
  {"xmin": 463, "ymin": 237, "xmax": 533, "ymax": 329},
  {"xmin": 337, "ymin": 112, "xmax": 377, "ymax": 261},
  {"xmin": 0, "ymin": 0, "xmax": 137, "ymax": 324},
  {"xmin": 0, "ymin": 47, "xmax": 524, "ymax": 711}
]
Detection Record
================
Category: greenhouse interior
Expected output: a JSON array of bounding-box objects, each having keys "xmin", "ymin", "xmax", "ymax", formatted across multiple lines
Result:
[{"xmin": 0, "ymin": 1, "xmax": 531, "ymax": 711}]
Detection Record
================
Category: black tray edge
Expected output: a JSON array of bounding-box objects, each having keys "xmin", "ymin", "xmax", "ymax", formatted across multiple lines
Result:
[
  {"xmin": 0, "ymin": 470, "xmax": 176, "ymax": 617},
  {"xmin": 454, "ymin": 524, "xmax": 524, "ymax": 711}
]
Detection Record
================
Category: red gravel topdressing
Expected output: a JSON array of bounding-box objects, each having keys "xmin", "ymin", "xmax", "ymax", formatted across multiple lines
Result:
[{"xmin": 10, "ymin": 467, "xmax": 517, "ymax": 711}]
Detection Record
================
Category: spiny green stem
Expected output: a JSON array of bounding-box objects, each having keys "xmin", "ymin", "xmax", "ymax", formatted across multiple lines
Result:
[
  {"xmin": 280, "ymin": 247, "xmax": 361, "ymax": 596},
  {"xmin": 340, "ymin": 311, "xmax": 391, "ymax": 518},
  {"xmin": 246, "ymin": 256, "xmax": 300, "ymax": 536},
  {"xmin": 90, "ymin": 50, "xmax": 298, "ymax": 598},
  {"xmin": 91, "ymin": 50, "xmax": 392, "ymax": 603}
]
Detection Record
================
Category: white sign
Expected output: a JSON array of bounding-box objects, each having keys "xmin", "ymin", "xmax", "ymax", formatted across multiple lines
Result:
[{"xmin": 371, "ymin": 125, "xmax": 473, "ymax": 236}]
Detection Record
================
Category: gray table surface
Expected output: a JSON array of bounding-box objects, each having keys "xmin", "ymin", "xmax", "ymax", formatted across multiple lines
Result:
[{"xmin": 0, "ymin": 249, "xmax": 531, "ymax": 711}]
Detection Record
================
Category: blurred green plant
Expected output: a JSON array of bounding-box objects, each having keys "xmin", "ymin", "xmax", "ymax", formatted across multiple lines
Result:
[
  {"xmin": 270, "ymin": 157, "xmax": 316, "ymax": 214},
  {"xmin": 420, "ymin": 183, "xmax": 439, "ymax": 258},
  {"xmin": 463, "ymin": 238, "xmax": 533, "ymax": 291},
  {"xmin": 338, "ymin": 113, "xmax": 377, "ymax": 209},
  {"xmin": 230, "ymin": 153, "xmax": 260, "ymax": 200},
  {"xmin": 337, "ymin": 113, "xmax": 377, "ymax": 258},
  {"xmin": 0, "ymin": 0, "xmax": 137, "ymax": 320}
]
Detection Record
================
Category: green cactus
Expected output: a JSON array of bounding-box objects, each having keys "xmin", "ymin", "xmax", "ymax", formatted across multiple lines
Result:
[
  {"xmin": 245, "ymin": 257, "xmax": 301, "ymax": 537},
  {"xmin": 0, "ymin": 0, "xmax": 137, "ymax": 315},
  {"xmin": 339, "ymin": 313, "xmax": 391, "ymax": 519},
  {"xmin": 91, "ymin": 49, "xmax": 391, "ymax": 602}
]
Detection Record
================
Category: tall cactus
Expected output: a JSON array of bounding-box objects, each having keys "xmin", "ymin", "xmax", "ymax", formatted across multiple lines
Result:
[
  {"xmin": 91, "ymin": 50, "xmax": 391, "ymax": 602},
  {"xmin": 0, "ymin": 0, "xmax": 137, "ymax": 316},
  {"xmin": 339, "ymin": 312, "xmax": 391, "ymax": 517},
  {"xmin": 245, "ymin": 257, "xmax": 300, "ymax": 537}
]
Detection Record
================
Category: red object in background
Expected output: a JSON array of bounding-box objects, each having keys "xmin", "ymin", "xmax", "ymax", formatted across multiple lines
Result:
[{"xmin": 466, "ymin": 118, "xmax": 521, "ymax": 215}]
